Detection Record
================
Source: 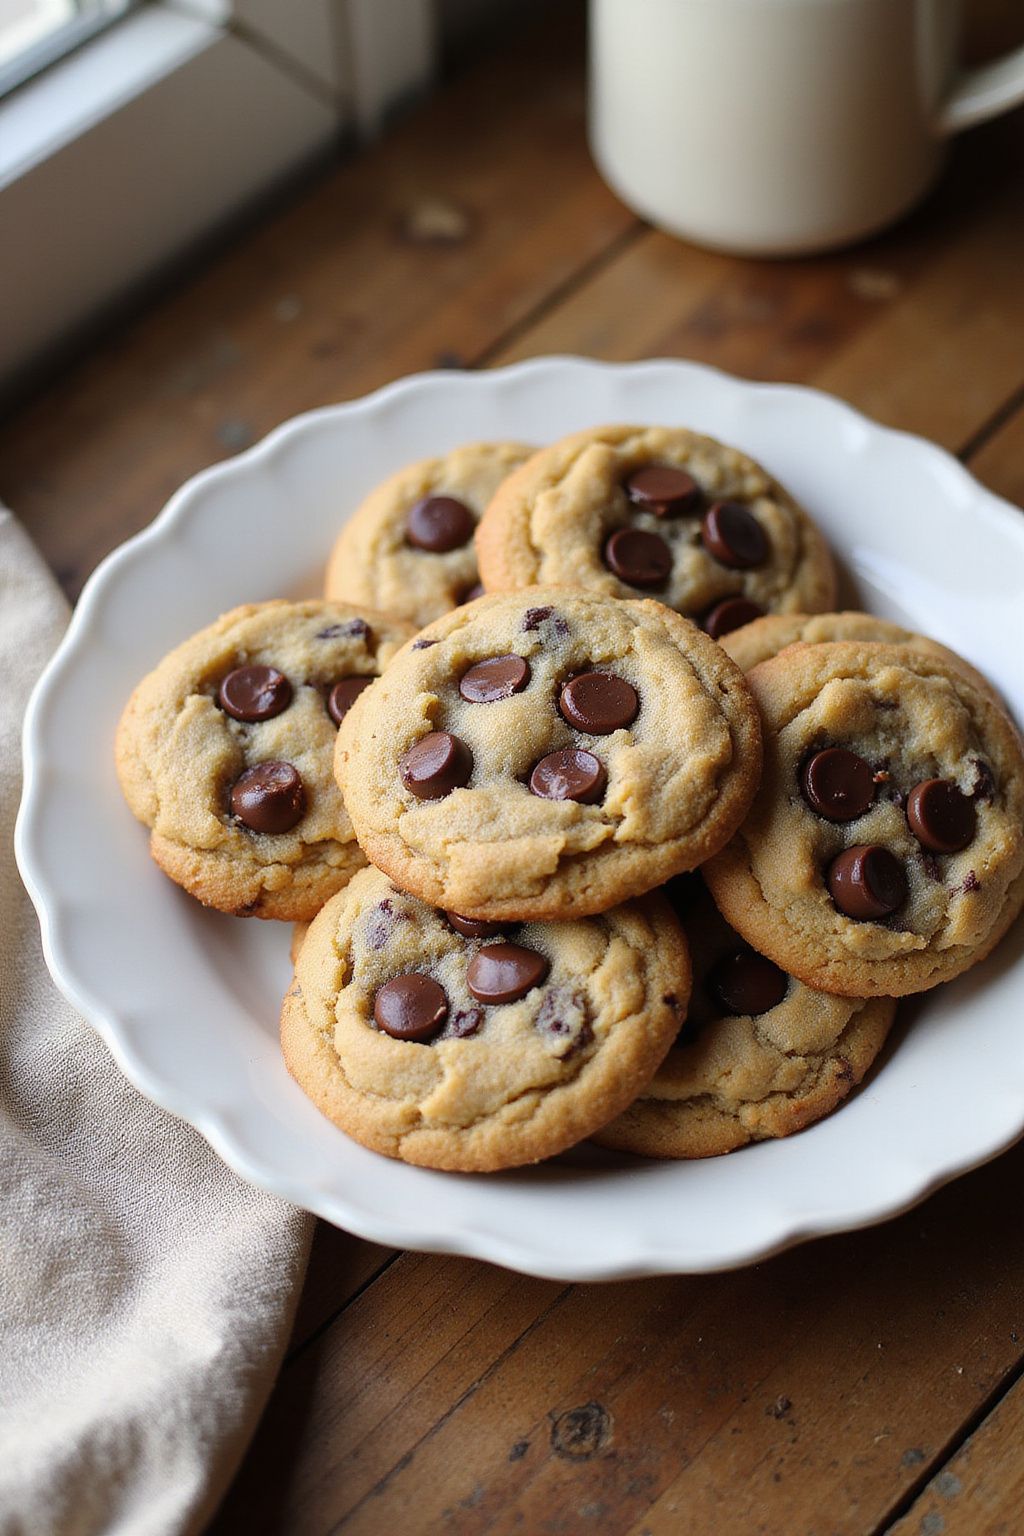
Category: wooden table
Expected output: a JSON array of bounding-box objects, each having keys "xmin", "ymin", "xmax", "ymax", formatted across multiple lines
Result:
[{"xmin": 6, "ymin": 5, "xmax": 1024, "ymax": 1531}]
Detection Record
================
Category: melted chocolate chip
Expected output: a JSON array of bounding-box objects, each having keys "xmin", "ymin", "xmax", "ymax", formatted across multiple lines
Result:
[
  {"xmin": 970, "ymin": 759, "xmax": 995, "ymax": 801},
  {"xmin": 827, "ymin": 844, "xmax": 907, "ymax": 920},
  {"xmin": 702, "ymin": 596, "xmax": 765, "ymax": 639},
  {"xmin": 558, "ymin": 671, "xmax": 639, "ymax": 734},
  {"xmin": 467, "ymin": 942, "xmax": 550, "ymax": 1004},
  {"xmin": 535, "ymin": 988, "xmax": 591, "ymax": 1055},
  {"xmin": 446, "ymin": 911, "xmax": 506, "ymax": 939},
  {"xmin": 801, "ymin": 748, "xmax": 875, "ymax": 822},
  {"xmin": 444, "ymin": 1007, "xmax": 484, "ymax": 1039},
  {"xmin": 406, "ymin": 495, "xmax": 475, "ymax": 552},
  {"xmin": 522, "ymin": 606, "xmax": 569, "ymax": 637},
  {"xmin": 907, "ymin": 779, "xmax": 976, "ymax": 854},
  {"xmin": 373, "ymin": 974, "xmax": 448, "ymax": 1041},
  {"xmin": 316, "ymin": 618, "xmax": 369, "ymax": 641},
  {"xmin": 709, "ymin": 951, "xmax": 788, "ymax": 1016},
  {"xmin": 412, "ymin": 638, "xmax": 438, "ymax": 650},
  {"xmin": 701, "ymin": 502, "xmax": 769, "ymax": 568},
  {"xmin": 230, "ymin": 761, "xmax": 306, "ymax": 833},
  {"xmin": 400, "ymin": 731, "xmax": 473, "ymax": 800},
  {"xmin": 218, "ymin": 665, "xmax": 292, "ymax": 722},
  {"xmin": 529, "ymin": 748, "xmax": 606, "ymax": 804},
  {"xmin": 366, "ymin": 898, "xmax": 405, "ymax": 950},
  {"xmin": 623, "ymin": 464, "xmax": 701, "ymax": 516},
  {"xmin": 327, "ymin": 675, "xmax": 373, "ymax": 725},
  {"xmin": 459, "ymin": 654, "xmax": 530, "ymax": 703},
  {"xmin": 959, "ymin": 870, "xmax": 981, "ymax": 894},
  {"xmin": 603, "ymin": 527, "xmax": 672, "ymax": 589}
]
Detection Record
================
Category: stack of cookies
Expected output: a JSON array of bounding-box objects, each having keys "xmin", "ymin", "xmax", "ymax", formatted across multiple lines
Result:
[{"xmin": 116, "ymin": 427, "xmax": 1024, "ymax": 1171}]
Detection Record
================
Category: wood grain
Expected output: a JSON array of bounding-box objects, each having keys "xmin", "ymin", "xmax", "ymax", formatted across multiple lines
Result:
[
  {"xmin": 495, "ymin": 112, "xmax": 1024, "ymax": 455},
  {"xmin": 10, "ymin": 2, "xmax": 1024, "ymax": 1531},
  {"xmin": 889, "ymin": 1369, "xmax": 1024, "ymax": 1536},
  {"xmin": 212, "ymin": 1140, "xmax": 1024, "ymax": 1536}
]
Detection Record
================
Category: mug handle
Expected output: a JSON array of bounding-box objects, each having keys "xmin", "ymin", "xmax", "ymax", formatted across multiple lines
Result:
[{"xmin": 939, "ymin": 44, "xmax": 1024, "ymax": 133}]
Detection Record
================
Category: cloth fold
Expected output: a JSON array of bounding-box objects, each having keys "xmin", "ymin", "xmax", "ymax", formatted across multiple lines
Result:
[{"xmin": 1, "ymin": 511, "xmax": 313, "ymax": 1536}]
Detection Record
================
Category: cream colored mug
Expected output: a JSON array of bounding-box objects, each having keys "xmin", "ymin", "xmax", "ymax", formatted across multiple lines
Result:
[{"xmin": 589, "ymin": 0, "xmax": 1024, "ymax": 255}]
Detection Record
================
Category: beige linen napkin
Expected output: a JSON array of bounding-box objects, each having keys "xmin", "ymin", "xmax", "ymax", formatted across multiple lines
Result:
[{"xmin": 1, "ymin": 511, "xmax": 314, "ymax": 1535}]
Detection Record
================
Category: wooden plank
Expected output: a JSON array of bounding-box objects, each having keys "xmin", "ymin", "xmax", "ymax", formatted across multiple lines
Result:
[
  {"xmin": 0, "ymin": 4, "xmax": 635, "ymax": 598},
  {"xmin": 213, "ymin": 1141, "xmax": 1024, "ymax": 1536},
  {"xmin": 287, "ymin": 1223, "xmax": 395, "ymax": 1357},
  {"xmin": 494, "ymin": 111, "xmax": 1024, "ymax": 454},
  {"xmin": 887, "ymin": 1370, "xmax": 1024, "ymax": 1536},
  {"xmin": 209, "ymin": 1255, "xmax": 568, "ymax": 1533}
]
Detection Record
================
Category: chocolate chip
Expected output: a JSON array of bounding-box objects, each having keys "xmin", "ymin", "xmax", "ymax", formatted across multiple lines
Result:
[
  {"xmin": 230, "ymin": 761, "xmax": 305, "ymax": 833},
  {"xmin": 702, "ymin": 596, "xmax": 765, "ymax": 638},
  {"xmin": 523, "ymin": 606, "xmax": 569, "ymax": 637},
  {"xmin": 459, "ymin": 654, "xmax": 530, "ymax": 703},
  {"xmin": 701, "ymin": 502, "xmax": 769, "ymax": 568},
  {"xmin": 446, "ymin": 911, "xmax": 506, "ymax": 939},
  {"xmin": 316, "ymin": 618, "xmax": 369, "ymax": 641},
  {"xmin": 366, "ymin": 898, "xmax": 405, "ymax": 949},
  {"xmin": 623, "ymin": 464, "xmax": 701, "ymax": 516},
  {"xmin": 801, "ymin": 748, "xmax": 875, "ymax": 822},
  {"xmin": 959, "ymin": 870, "xmax": 980, "ymax": 894},
  {"xmin": 218, "ymin": 665, "xmax": 292, "ymax": 722},
  {"xmin": 827, "ymin": 845, "xmax": 907, "ymax": 920},
  {"xmin": 400, "ymin": 731, "xmax": 473, "ymax": 799},
  {"xmin": 535, "ymin": 988, "xmax": 591, "ymax": 1055},
  {"xmin": 709, "ymin": 951, "xmax": 788, "ymax": 1016},
  {"xmin": 444, "ymin": 1007, "xmax": 484, "ymax": 1039},
  {"xmin": 907, "ymin": 779, "xmax": 976, "ymax": 853},
  {"xmin": 529, "ymin": 748, "xmax": 606, "ymax": 804},
  {"xmin": 603, "ymin": 528, "xmax": 672, "ymax": 589},
  {"xmin": 461, "ymin": 582, "xmax": 485, "ymax": 603},
  {"xmin": 327, "ymin": 676, "xmax": 373, "ymax": 725},
  {"xmin": 467, "ymin": 943, "xmax": 550, "ymax": 1004},
  {"xmin": 970, "ymin": 759, "xmax": 995, "ymax": 801},
  {"xmin": 406, "ymin": 495, "xmax": 475, "ymax": 552},
  {"xmin": 412, "ymin": 638, "xmax": 438, "ymax": 650},
  {"xmin": 373, "ymin": 974, "xmax": 448, "ymax": 1041},
  {"xmin": 559, "ymin": 672, "xmax": 639, "ymax": 734}
]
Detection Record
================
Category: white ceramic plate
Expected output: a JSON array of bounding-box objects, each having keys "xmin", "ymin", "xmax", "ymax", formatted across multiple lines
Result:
[{"xmin": 17, "ymin": 357, "xmax": 1024, "ymax": 1281}]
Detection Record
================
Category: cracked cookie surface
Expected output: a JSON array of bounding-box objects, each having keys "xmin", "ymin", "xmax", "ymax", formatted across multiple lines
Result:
[
  {"xmin": 704, "ymin": 642, "xmax": 1024, "ymax": 996},
  {"xmin": 281, "ymin": 865, "xmax": 691, "ymax": 1170},
  {"xmin": 325, "ymin": 440, "xmax": 534, "ymax": 629},
  {"xmin": 116, "ymin": 600, "xmax": 412, "ymax": 919},
  {"xmin": 475, "ymin": 425, "xmax": 836, "ymax": 632},
  {"xmin": 595, "ymin": 877, "xmax": 896, "ymax": 1159},
  {"xmin": 335, "ymin": 587, "xmax": 763, "ymax": 920}
]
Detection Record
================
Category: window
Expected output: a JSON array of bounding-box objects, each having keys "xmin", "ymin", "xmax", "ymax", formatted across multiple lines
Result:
[
  {"xmin": 0, "ymin": 0, "xmax": 135, "ymax": 95},
  {"xmin": 0, "ymin": 0, "xmax": 436, "ymax": 391}
]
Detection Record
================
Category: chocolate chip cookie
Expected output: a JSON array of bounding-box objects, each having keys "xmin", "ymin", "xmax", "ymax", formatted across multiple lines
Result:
[
  {"xmin": 280, "ymin": 865, "xmax": 690, "ymax": 1170},
  {"xmin": 335, "ymin": 588, "xmax": 762, "ymax": 920},
  {"xmin": 721, "ymin": 609, "xmax": 997, "ymax": 700},
  {"xmin": 325, "ymin": 440, "xmax": 534, "ymax": 629},
  {"xmin": 595, "ymin": 877, "xmax": 896, "ymax": 1159},
  {"xmin": 116, "ymin": 600, "xmax": 412, "ymax": 919},
  {"xmin": 704, "ymin": 642, "xmax": 1024, "ymax": 996},
  {"xmin": 475, "ymin": 425, "xmax": 836, "ymax": 635}
]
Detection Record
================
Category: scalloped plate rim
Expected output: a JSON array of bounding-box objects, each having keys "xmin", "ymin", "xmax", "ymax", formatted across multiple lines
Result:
[{"xmin": 15, "ymin": 355, "xmax": 1024, "ymax": 1282}]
